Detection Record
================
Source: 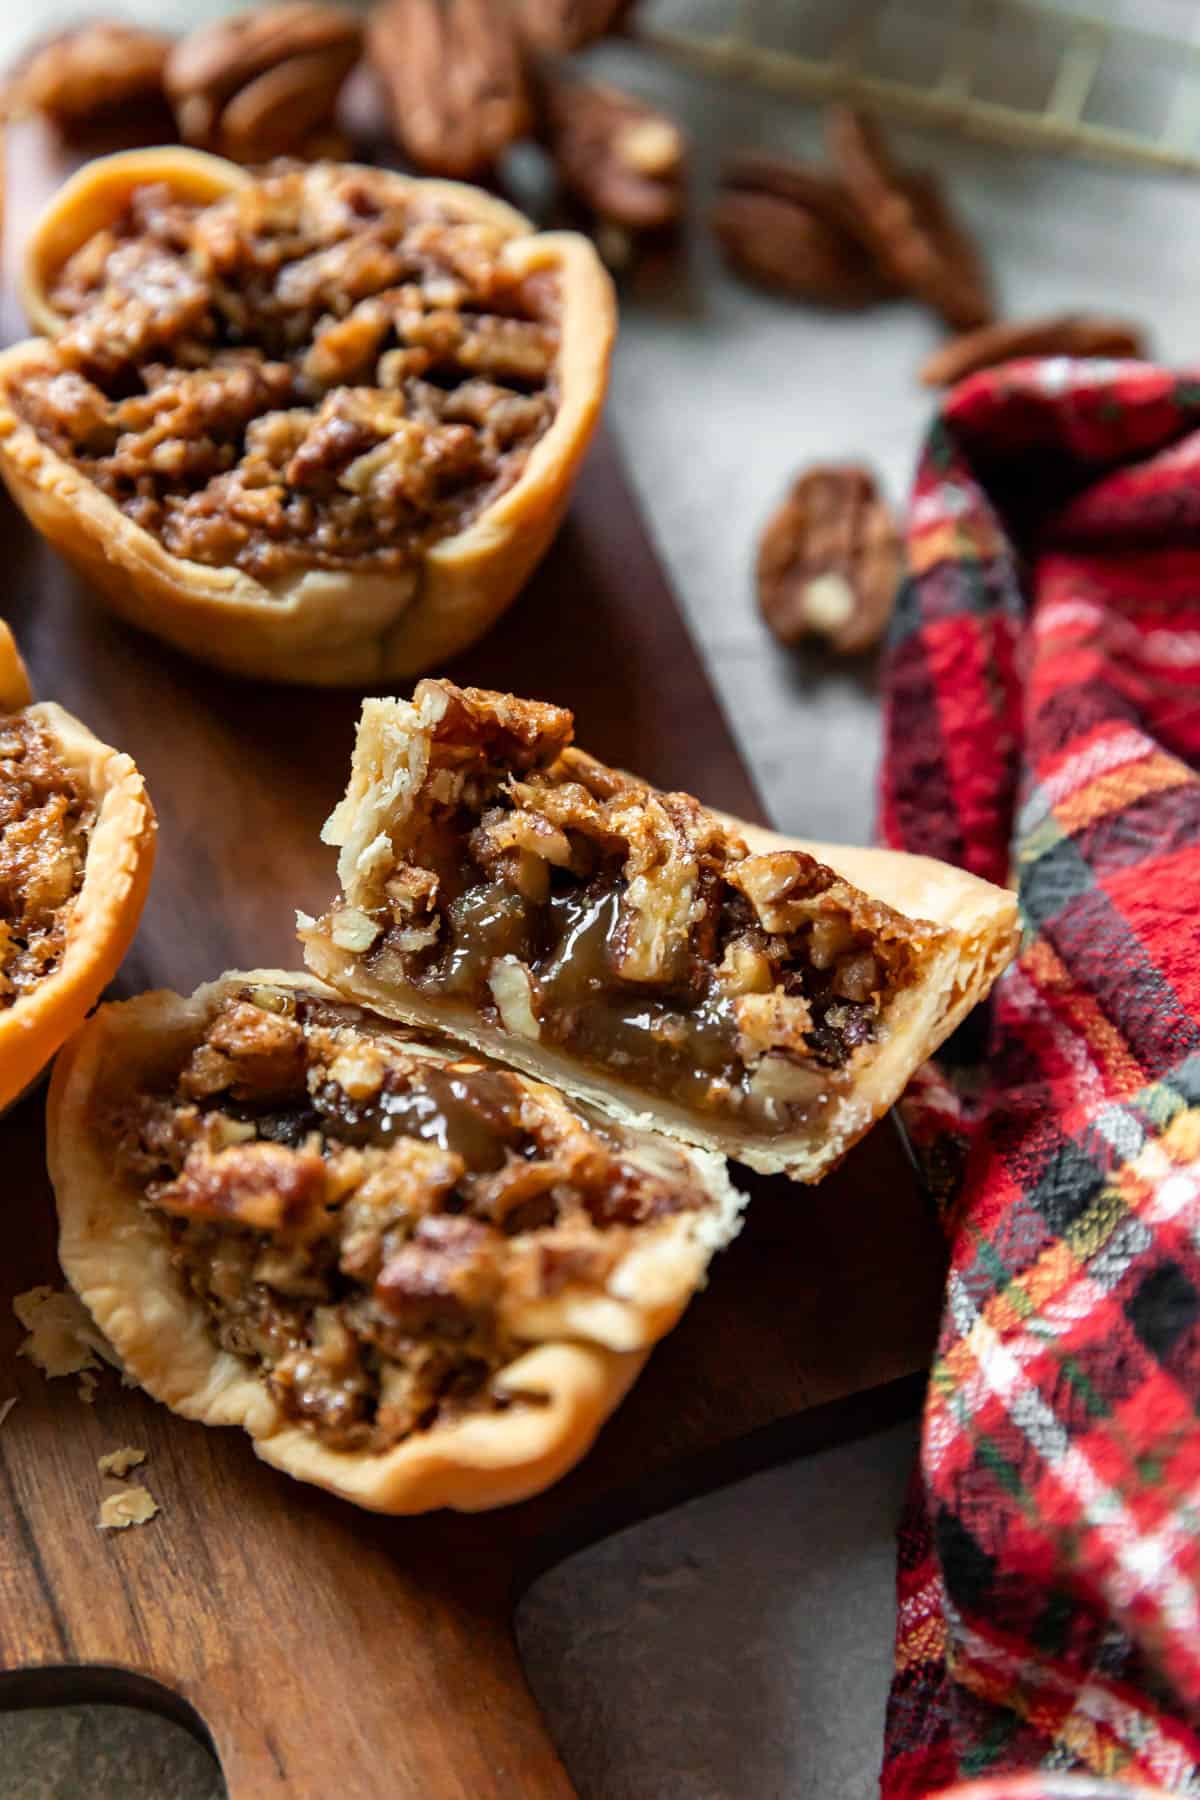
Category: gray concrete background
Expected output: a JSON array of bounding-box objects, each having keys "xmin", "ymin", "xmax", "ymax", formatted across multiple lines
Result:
[{"xmin": 4, "ymin": 0, "xmax": 1200, "ymax": 1793}]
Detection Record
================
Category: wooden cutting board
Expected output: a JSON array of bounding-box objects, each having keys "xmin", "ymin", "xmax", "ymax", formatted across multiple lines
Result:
[{"xmin": 0, "ymin": 117, "xmax": 945, "ymax": 1797}]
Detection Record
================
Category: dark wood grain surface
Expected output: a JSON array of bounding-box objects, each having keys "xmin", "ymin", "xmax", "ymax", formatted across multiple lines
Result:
[{"xmin": 0, "ymin": 118, "xmax": 943, "ymax": 1797}]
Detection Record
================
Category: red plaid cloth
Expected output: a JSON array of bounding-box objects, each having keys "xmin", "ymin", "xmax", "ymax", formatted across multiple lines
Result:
[{"xmin": 877, "ymin": 359, "xmax": 1200, "ymax": 1800}]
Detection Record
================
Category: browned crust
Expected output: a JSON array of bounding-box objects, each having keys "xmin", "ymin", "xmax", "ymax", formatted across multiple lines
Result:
[
  {"xmin": 0, "ymin": 642, "xmax": 156, "ymax": 1113},
  {"xmin": 46, "ymin": 970, "xmax": 748, "ymax": 1513},
  {"xmin": 0, "ymin": 149, "xmax": 616, "ymax": 686},
  {"xmin": 0, "ymin": 622, "xmax": 33, "ymax": 713}
]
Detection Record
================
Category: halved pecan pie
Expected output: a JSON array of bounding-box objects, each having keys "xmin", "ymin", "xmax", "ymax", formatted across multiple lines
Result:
[
  {"xmin": 302, "ymin": 680, "xmax": 1018, "ymax": 1179},
  {"xmin": 49, "ymin": 971, "xmax": 743, "ymax": 1512},
  {"xmin": 0, "ymin": 149, "xmax": 614, "ymax": 684},
  {"xmin": 0, "ymin": 619, "xmax": 155, "ymax": 1112}
]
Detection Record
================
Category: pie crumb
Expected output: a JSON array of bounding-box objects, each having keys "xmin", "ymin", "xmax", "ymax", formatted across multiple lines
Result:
[
  {"xmin": 14, "ymin": 1284, "xmax": 117, "ymax": 1383},
  {"xmin": 0, "ymin": 1398, "xmax": 16, "ymax": 1428},
  {"xmin": 77, "ymin": 1370, "xmax": 99, "ymax": 1404},
  {"xmin": 98, "ymin": 1446, "xmax": 146, "ymax": 1479},
  {"xmin": 98, "ymin": 1486, "xmax": 158, "ymax": 1532}
]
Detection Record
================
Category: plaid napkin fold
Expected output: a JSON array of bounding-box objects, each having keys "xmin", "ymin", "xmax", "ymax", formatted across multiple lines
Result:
[{"xmin": 876, "ymin": 359, "xmax": 1200, "ymax": 1800}]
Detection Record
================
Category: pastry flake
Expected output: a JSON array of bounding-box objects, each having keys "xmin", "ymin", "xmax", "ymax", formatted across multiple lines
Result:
[
  {"xmin": 303, "ymin": 680, "xmax": 1019, "ymax": 1179},
  {"xmin": 98, "ymin": 1446, "xmax": 147, "ymax": 1477},
  {"xmin": 98, "ymin": 1486, "xmax": 159, "ymax": 1530},
  {"xmin": 49, "ymin": 970, "xmax": 745, "ymax": 1514},
  {"xmin": 0, "ymin": 151, "xmax": 614, "ymax": 685},
  {"xmin": 0, "ymin": 626, "xmax": 155, "ymax": 1113}
]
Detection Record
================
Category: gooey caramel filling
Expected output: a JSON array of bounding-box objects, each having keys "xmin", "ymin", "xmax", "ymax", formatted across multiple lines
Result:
[
  {"xmin": 110, "ymin": 985, "xmax": 708, "ymax": 1454},
  {"xmin": 331, "ymin": 683, "xmax": 930, "ymax": 1132},
  {"xmin": 10, "ymin": 164, "xmax": 558, "ymax": 582},
  {"xmin": 406, "ymin": 868, "xmax": 887, "ymax": 1120},
  {"xmin": 0, "ymin": 713, "xmax": 92, "ymax": 1008}
]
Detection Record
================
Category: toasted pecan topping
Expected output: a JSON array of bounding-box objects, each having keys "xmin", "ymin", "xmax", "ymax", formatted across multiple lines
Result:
[
  {"xmin": 10, "ymin": 165, "xmax": 559, "ymax": 582},
  {"xmin": 111, "ymin": 986, "xmax": 714, "ymax": 1454}
]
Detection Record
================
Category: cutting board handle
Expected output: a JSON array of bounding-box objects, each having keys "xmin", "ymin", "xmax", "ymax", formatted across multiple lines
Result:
[{"xmin": 0, "ymin": 1417, "xmax": 578, "ymax": 1800}]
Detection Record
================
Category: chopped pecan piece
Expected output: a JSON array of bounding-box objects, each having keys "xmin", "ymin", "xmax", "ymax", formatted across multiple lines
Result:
[
  {"xmin": 757, "ymin": 465, "xmax": 901, "ymax": 655},
  {"xmin": 375, "ymin": 1214, "xmax": 503, "ymax": 1326},
  {"xmin": 165, "ymin": 2, "xmax": 361, "ymax": 163},
  {"xmin": 920, "ymin": 313, "xmax": 1145, "ymax": 387},
  {"xmin": 338, "ymin": 1140, "xmax": 464, "ymax": 1282},
  {"xmin": 540, "ymin": 76, "xmax": 687, "ymax": 238},
  {"xmin": 179, "ymin": 1000, "xmax": 307, "ymax": 1104},
  {"xmin": 366, "ymin": 0, "xmax": 532, "ymax": 179},
  {"xmin": 827, "ymin": 106, "xmax": 992, "ymax": 331},
  {"xmin": 16, "ymin": 22, "xmax": 174, "ymax": 138},
  {"xmin": 713, "ymin": 152, "xmax": 897, "ymax": 306},
  {"xmin": 154, "ymin": 1139, "xmax": 333, "ymax": 1233},
  {"xmin": 734, "ymin": 991, "xmax": 813, "ymax": 1060}
]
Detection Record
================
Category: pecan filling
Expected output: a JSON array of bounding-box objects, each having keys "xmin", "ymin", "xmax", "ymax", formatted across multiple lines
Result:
[
  {"xmin": 0, "ymin": 714, "xmax": 92, "ymax": 1007},
  {"xmin": 10, "ymin": 165, "xmax": 558, "ymax": 581},
  {"xmin": 329, "ymin": 684, "xmax": 931, "ymax": 1130},
  {"xmin": 110, "ymin": 986, "xmax": 706, "ymax": 1454}
]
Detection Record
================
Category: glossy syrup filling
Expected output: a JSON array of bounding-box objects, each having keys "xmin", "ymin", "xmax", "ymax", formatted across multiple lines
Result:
[
  {"xmin": 110, "ymin": 985, "xmax": 707, "ymax": 1454},
  {"xmin": 362, "ymin": 785, "xmax": 916, "ymax": 1131},
  {"xmin": 0, "ymin": 713, "xmax": 92, "ymax": 1008},
  {"xmin": 11, "ymin": 163, "xmax": 559, "ymax": 581}
]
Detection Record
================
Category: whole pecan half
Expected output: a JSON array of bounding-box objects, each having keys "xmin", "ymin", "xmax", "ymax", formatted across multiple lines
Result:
[
  {"xmin": 920, "ymin": 312, "xmax": 1146, "ymax": 387},
  {"xmin": 540, "ymin": 75, "xmax": 686, "ymax": 237},
  {"xmin": 827, "ymin": 106, "xmax": 992, "ymax": 331},
  {"xmin": 367, "ymin": 0, "xmax": 531, "ymax": 180},
  {"xmin": 166, "ymin": 2, "xmax": 361, "ymax": 163},
  {"xmin": 713, "ymin": 151, "xmax": 899, "ymax": 307},
  {"xmin": 757, "ymin": 465, "xmax": 901, "ymax": 655},
  {"xmin": 514, "ymin": 0, "xmax": 635, "ymax": 54},
  {"xmin": 16, "ymin": 22, "xmax": 174, "ymax": 138}
]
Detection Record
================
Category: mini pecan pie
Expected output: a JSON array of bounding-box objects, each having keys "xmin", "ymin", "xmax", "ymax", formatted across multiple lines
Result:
[
  {"xmin": 0, "ymin": 149, "xmax": 614, "ymax": 685},
  {"xmin": 0, "ymin": 620, "xmax": 155, "ymax": 1112},
  {"xmin": 49, "ymin": 971, "xmax": 743, "ymax": 1512},
  {"xmin": 302, "ymin": 680, "xmax": 1018, "ymax": 1179}
]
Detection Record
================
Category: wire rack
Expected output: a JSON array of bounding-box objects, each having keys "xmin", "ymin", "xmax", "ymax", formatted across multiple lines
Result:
[{"xmin": 635, "ymin": 0, "xmax": 1200, "ymax": 174}]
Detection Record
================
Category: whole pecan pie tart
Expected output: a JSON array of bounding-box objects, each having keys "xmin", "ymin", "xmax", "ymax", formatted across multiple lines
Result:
[
  {"xmin": 49, "ymin": 970, "xmax": 744, "ymax": 1512},
  {"xmin": 0, "ymin": 619, "xmax": 155, "ymax": 1112},
  {"xmin": 0, "ymin": 148, "xmax": 614, "ymax": 684},
  {"xmin": 302, "ymin": 680, "xmax": 1019, "ymax": 1179}
]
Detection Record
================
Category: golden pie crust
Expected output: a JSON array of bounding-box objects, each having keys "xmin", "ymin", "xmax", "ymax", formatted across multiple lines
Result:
[
  {"xmin": 48, "ymin": 969, "xmax": 744, "ymax": 1513},
  {"xmin": 302, "ymin": 680, "xmax": 1018, "ymax": 1181},
  {"xmin": 0, "ymin": 621, "xmax": 156, "ymax": 1113},
  {"xmin": 0, "ymin": 148, "xmax": 615, "ymax": 686}
]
